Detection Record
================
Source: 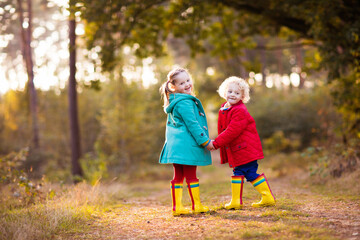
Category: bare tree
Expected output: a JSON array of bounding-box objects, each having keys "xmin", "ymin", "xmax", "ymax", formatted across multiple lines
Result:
[
  {"xmin": 68, "ymin": 0, "xmax": 83, "ymax": 180},
  {"xmin": 17, "ymin": 0, "xmax": 40, "ymax": 149},
  {"xmin": 296, "ymin": 44, "xmax": 305, "ymax": 88},
  {"xmin": 259, "ymin": 37, "xmax": 267, "ymax": 86}
]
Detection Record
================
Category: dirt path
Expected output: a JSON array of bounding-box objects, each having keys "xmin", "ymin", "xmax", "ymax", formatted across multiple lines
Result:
[
  {"xmin": 62, "ymin": 168, "xmax": 360, "ymax": 240},
  {"xmin": 272, "ymin": 177, "xmax": 360, "ymax": 240}
]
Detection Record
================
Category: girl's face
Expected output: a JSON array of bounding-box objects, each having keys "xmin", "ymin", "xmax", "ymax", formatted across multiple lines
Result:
[
  {"xmin": 173, "ymin": 72, "xmax": 193, "ymax": 95},
  {"xmin": 226, "ymin": 83, "xmax": 242, "ymax": 106}
]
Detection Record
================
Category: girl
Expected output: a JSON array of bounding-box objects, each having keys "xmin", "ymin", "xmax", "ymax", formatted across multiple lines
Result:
[
  {"xmin": 212, "ymin": 76, "xmax": 275, "ymax": 209},
  {"xmin": 159, "ymin": 67, "xmax": 213, "ymax": 216}
]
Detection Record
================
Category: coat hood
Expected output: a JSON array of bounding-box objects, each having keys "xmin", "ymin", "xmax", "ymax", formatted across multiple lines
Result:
[{"xmin": 165, "ymin": 93, "xmax": 198, "ymax": 113}]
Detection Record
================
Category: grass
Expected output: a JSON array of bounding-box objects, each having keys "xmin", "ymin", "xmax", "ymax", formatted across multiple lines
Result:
[
  {"xmin": 0, "ymin": 183, "xmax": 110, "ymax": 240},
  {"xmin": 1, "ymin": 157, "xmax": 359, "ymax": 240}
]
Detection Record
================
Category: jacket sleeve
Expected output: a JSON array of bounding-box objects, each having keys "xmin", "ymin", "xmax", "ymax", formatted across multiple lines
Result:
[
  {"xmin": 213, "ymin": 108, "xmax": 248, "ymax": 148},
  {"xmin": 175, "ymin": 99, "xmax": 210, "ymax": 146}
]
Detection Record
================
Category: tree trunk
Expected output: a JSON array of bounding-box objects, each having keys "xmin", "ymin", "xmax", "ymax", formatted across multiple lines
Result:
[
  {"xmin": 68, "ymin": 2, "xmax": 83, "ymax": 179},
  {"xmin": 296, "ymin": 45, "xmax": 305, "ymax": 88},
  {"xmin": 17, "ymin": 0, "xmax": 40, "ymax": 149},
  {"xmin": 240, "ymin": 50, "xmax": 248, "ymax": 80},
  {"xmin": 239, "ymin": 53, "xmax": 247, "ymax": 79},
  {"xmin": 259, "ymin": 37, "xmax": 267, "ymax": 86},
  {"xmin": 277, "ymin": 38, "xmax": 283, "ymax": 76}
]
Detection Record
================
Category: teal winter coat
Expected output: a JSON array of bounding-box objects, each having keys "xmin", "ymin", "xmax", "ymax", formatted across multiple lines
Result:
[{"xmin": 159, "ymin": 93, "xmax": 212, "ymax": 166}]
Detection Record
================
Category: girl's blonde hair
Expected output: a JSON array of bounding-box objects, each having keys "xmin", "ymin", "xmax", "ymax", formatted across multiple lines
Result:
[
  {"xmin": 159, "ymin": 67, "xmax": 193, "ymax": 109},
  {"xmin": 217, "ymin": 76, "xmax": 250, "ymax": 103}
]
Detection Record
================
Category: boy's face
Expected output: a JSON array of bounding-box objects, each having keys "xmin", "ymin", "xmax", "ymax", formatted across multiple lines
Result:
[
  {"xmin": 173, "ymin": 72, "xmax": 193, "ymax": 95},
  {"xmin": 226, "ymin": 83, "xmax": 242, "ymax": 106}
]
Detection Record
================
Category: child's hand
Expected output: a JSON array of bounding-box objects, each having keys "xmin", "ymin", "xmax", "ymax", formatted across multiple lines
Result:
[{"xmin": 206, "ymin": 140, "xmax": 215, "ymax": 151}]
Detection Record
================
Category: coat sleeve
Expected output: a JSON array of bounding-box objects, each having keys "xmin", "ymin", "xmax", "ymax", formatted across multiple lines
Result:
[
  {"xmin": 175, "ymin": 99, "xmax": 209, "ymax": 146},
  {"xmin": 213, "ymin": 108, "xmax": 248, "ymax": 148}
]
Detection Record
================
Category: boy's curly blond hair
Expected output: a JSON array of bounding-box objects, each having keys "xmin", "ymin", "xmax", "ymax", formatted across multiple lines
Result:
[{"xmin": 217, "ymin": 76, "xmax": 250, "ymax": 103}]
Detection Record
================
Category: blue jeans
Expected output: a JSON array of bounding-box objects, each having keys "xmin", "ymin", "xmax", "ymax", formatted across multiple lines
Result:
[{"xmin": 233, "ymin": 160, "xmax": 260, "ymax": 182}]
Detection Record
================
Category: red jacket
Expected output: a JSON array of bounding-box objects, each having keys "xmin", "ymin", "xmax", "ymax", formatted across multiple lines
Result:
[{"xmin": 213, "ymin": 101, "xmax": 264, "ymax": 168}]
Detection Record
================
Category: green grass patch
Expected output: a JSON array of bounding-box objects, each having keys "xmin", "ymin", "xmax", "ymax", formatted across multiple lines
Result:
[{"xmin": 241, "ymin": 230, "xmax": 269, "ymax": 239}]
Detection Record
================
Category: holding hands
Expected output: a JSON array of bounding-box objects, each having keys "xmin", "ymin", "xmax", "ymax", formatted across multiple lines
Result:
[{"xmin": 206, "ymin": 140, "xmax": 216, "ymax": 151}]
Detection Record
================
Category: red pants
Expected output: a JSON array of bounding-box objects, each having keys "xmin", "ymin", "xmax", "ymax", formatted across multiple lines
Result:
[{"xmin": 172, "ymin": 164, "xmax": 198, "ymax": 184}]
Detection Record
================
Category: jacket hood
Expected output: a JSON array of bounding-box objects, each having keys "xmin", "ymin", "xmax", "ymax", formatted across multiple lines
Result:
[{"xmin": 165, "ymin": 93, "xmax": 197, "ymax": 113}]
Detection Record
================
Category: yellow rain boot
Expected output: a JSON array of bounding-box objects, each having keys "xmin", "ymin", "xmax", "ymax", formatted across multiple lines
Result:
[
  {"xmin": 171, "ymin": 182, "xmax": 190, "ymax": 216},
  {"xmin": 225, "ymin": 175, "xmax": 244, "ymax": 210},
  {"xmin": 187, "ymin": 181, "xmax": 210, "ymax": 214},
  {"xmin": 251, "ymin": 174, "xmax": 276, "ymax": 207}
]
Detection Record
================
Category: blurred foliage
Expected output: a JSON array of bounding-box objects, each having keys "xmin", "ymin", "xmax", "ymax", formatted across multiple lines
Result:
[
  {"xmin": 93, "ymin": 72, "xmax": 165, "ymax": 176},
  {"xmin": 79, "ymin": 0, "xmax": 360, "ymax": 138},
  {"xmin": 0, "ymin": 0, "xmax": 66, "ymax": 81},
  {"xmin": 78, "ymin": 0, "xmax": 168, "ymax": 71},
  {"xmin": 0, "ymin": 148, "xmax": 47, "ymax": 208},
  {"xmin": 0, "ymin": 78, "xmax": 344, "ymax": 181},
  {"xmin": 245, "ymin": 86, "xmax": 341, "ymax": 148},
  {"xmin": 263, "ymin": 131, "xmax": 301, "ymax": 155},
  {"xmin": 0, "ymin": 90, "xmax": 31, "ymax": 153},
  {"xmin": 302, "ymin": 138, "xmax": 360, "ymax": 180},
  {"xmin": 80, "ymin": 152, "xmax": 108, "ymax": 185},
  {"xmin": 0, "ymin": 148, "xmax": 28, "ymax": 184},
  {"xmin": 330, "ymin": 71, "xmax": 360, "ymax": 139},
  {"xmin": 0, "ymin": 86, "xmax": 103, "ymax": 181},
  {"xmin": 79, "ymin": 0, "xmax": 360, "ymax": 78},
  {"xmin": 1, "ymin": 0, "xmax": 359, "ymax": 182}
]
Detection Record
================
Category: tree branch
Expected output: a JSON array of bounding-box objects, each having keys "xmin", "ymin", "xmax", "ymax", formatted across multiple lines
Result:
[
  {"xmin": 255, "ymin": 41, "xmax": 318, "ymax": 51},
  {"xmin": 207, "ymin": 0, "xmax": 311, "ymax": 36}
]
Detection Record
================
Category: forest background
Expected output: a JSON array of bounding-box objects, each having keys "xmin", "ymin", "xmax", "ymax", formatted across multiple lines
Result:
[{"xmin": 0, "ymin": 0, "xmax": 359, "ymax": 239}]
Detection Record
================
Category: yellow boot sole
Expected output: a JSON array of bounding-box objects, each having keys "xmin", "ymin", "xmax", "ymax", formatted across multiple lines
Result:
[{"xmin": 225, "ymin": 204, "xmax": 243, "ymax": 210}]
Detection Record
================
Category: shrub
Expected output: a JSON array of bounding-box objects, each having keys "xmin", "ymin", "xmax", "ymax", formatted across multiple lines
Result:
[
  {"xmin": 0, "ymin": 148, "xmax": 46, "ymax": 208},
  {"xmin": 302, "ymin": 138, "xmax": 360, "ymax": 179},
  {"xmin": 247, "ymin": 86, "xmax": 341, "ymax": 151}
]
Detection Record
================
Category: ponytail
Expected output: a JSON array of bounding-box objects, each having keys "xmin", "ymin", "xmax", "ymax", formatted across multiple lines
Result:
[{"xmin": 159, "ymin": 81, "xmax": 172, "ymax": 110}]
